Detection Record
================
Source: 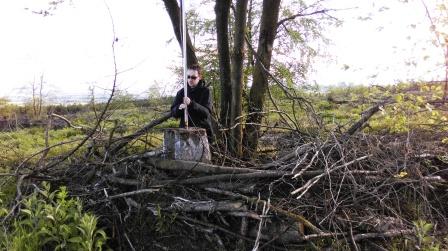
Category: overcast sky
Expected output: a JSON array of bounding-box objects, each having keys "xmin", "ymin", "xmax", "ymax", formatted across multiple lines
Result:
[
  {"xmin": 312, "ymin": 0, "xmax": 444, "ymax": 87},
  {"xmin": 0, "ymin": 0, "xmax": 444, "ymax": 102},
  {"xmin": 1, "ymin": 0, "xmax": 179, "ymax": 102}
]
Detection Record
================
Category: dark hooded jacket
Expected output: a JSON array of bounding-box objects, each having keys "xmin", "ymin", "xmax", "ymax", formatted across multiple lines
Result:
[{"xmin": 171, "ymin": 80, "xmax": 214, "ymax": 141}]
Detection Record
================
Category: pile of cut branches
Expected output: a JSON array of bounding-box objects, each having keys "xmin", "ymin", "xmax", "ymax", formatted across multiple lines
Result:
[
  {"xmin": 2, "ymin": 106, "xmax": 448, "ymax": 250},
  {"xmin": 42, "ymin": 129, "xmax": 448, "ymax": 250}
]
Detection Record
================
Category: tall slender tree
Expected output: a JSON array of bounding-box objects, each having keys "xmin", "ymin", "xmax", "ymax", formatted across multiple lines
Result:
[
  {"xmin": 162, "ymin": 0, "xmax": 198, "ymax": 66},
  {"xmin": 244, "ymin": 0, "xmax": 281, "ymax": 155},
  {"xmin": 215, "ymin": 0, "xmax": 232, "ymax": 128},
  {"xmin": 230, "ymin": 0, "xmax": 249, "ymax": 156}
]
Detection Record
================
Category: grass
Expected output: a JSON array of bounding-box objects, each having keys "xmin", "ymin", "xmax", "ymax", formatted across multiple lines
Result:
[
  {"xmin": 0, "ymin": 127, "xmax": 85, "ymax": 170},
  {"xmin": 1, "ymin": 83, "xmax": 448, "ymax": 250},
  {"xmin": 1, "ymin": 82, "xmax": 447, "ymax": 170},
  {"xmin": 0, "ymin": 105, "xmax": 183, "ymax": 169}
]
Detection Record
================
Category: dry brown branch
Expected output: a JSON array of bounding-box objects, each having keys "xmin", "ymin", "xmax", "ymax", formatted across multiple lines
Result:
[
  {"xmin": 266, "ymin": 84, "xmax": 300, "ymax": 132},
  {"xmin": 108, "ymin": 112, "xmax": 172, "ymax": 154},
  {"xmin": 166, "ymin": 200, "xmax": 246, "ymax": 212},
  {"xmin": 168, "ymin": 171, "xmax": 294, "ymax": 185},
  {"xmin": 344, "ymin": 102, "xmax": 389, "ymax": 137},
  {"xmin": 97, "ymin": 188, "xmax": 159, "ymax": 203},
  {"xmin": 204, "ymin": 187, "xmax": 324, "ymax": 234},
  {"xmin": 145, "ymin": 158, "xmax": 263, "ymax": 174},
  {"xmin": 276, "ymin": 7, "xmax": 340, "ymax": 28},
  {"xmin": 291, "ymin": 155, "xmax": 370, "ymax": 198},
  {"xmin": 51, "ymin": 113, "xmax": 84, "ymax": 130},
  {"xmin": 352, "ymin": 229, "xmax": 414, "ymax": 241},
  {"xmin": 138, "ymin": 171, "xmax": 297, "ymax": 186},
  {"xmin": 259, "ymin": 142, "xmax": 312, "ymax": 169}
]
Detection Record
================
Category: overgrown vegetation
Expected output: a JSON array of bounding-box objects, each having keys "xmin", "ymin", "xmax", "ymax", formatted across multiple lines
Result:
[
  {"xmin": 1, "ymin": 0, "xmax": 448, "ymax": 250},
  {"xmin": 0, "ymin": 182, "xmax": 107, "ymax": 251},
  {"xmin": 0, "ymin": 81, "xmax": 447, "ymax": 250}
]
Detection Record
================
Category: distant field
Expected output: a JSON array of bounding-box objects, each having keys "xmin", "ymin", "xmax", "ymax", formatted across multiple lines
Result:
[{"xmin": 1, "ymin": 82, "xmax": 447, "ymax": 170}]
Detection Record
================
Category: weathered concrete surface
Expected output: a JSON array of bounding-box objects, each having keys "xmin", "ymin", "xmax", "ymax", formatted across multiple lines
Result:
[{"xmin": 163, "ymin": 127, "xmax": 211, "ymax": 163}]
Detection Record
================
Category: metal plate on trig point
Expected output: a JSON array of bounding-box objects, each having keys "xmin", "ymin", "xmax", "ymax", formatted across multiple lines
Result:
[{"xmin": 163, "ymin": 127, "xmax": 211, "ymax": 163}]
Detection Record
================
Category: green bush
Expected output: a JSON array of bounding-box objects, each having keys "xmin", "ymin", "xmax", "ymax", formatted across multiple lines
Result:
[
  {"xmin": 0, "ymin": 182, "xmax": 107, "ymax": 251},
  {"xmin": 413, "ymin": 220, "xmax": 440, "ymax": 251}
]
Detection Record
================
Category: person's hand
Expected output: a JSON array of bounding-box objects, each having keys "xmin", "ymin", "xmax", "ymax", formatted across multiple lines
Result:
[
  {"xmin": 183, "ymin": 97, "xmax": 191, "ymax": 105},
  {"xmin": 179, "ymin": 104, "xmax": 187, "ymax": 110}
]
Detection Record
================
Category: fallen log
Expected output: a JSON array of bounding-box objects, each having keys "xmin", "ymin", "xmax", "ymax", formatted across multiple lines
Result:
[
  {"xmin": 166, "ymin": 200, "xmax": 246, "ymax": 212},
  {"xmin": 108, "ymin": 112, "xmax": 172, "ymax": 154},
  {"xmin": 105, "ymin": 171, "xmax": 301, "ymax": 187},
  {"xmin": 144, "ymin": 158, "xmax": 261, "ymax": 174},
  {"xmin": 175, "ymin": 171, "xmax": 294, "ymax": 185},
  {"xmin": 343, "ymin": 101, "xmax": 389, "ymax": 138},
  {"xmin": 51, "ymin": 113, "xmax": 84, "ymax": 130}
]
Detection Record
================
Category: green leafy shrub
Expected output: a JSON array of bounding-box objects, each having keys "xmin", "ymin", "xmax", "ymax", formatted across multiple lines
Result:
[
  {"xmin": 0, "ymin": 182, "xmax": 107, "ymax": 251},
  {"xmin": 155, "ymin": 205, "xmax": 177, "ymax": 234},
  {"xmin": 390, "ymin": 220, "xmax": 441, "ymax": 251},
  {"xmin": 414, "ymin": 220, "xmax": 440, "ymax": 251}
]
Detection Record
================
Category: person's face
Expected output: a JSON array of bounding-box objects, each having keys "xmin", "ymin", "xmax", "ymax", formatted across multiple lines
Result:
[{"xmin": 187, "ymin": 69, "xmax": 201, "ymax": 88}]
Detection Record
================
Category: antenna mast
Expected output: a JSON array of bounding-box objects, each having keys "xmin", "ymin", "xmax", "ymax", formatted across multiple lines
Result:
[{"xmin": 181, "ymin": 0, "xmax": 188, "ymax": 128}]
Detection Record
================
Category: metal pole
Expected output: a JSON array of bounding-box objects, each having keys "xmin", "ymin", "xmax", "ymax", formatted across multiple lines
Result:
[{"xmin": 181, "ymin": 0, "xmax": 188, "ymax": 128}]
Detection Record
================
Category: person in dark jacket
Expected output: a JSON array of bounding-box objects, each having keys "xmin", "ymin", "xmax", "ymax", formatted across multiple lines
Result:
[{"xmin": 171, "ymin": 64, "xmax": 214, "ymax": 143}]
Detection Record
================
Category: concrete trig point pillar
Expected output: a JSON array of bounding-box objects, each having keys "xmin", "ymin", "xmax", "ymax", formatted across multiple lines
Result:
[{"xmin": 163, "ymin": 127, "xmax": 211, "ymax": 163}]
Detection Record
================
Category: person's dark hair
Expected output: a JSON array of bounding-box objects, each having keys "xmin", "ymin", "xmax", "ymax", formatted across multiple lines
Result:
[{"xmin": 188, "ymin": 64, "xmax": 202, "ymax": 76}]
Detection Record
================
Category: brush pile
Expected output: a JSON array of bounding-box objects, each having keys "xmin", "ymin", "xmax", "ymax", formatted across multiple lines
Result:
[{"xmin": 46, "ymin": 128, "xmax": 448, "ymax": 250}]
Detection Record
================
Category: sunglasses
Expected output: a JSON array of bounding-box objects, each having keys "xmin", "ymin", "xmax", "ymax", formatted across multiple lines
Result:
[{"xmin": 187, "ymin": 75, "xmax": 198, "ymax": 80}]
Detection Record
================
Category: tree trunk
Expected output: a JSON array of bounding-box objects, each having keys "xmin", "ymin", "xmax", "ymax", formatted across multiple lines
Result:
[
  {"xmin": 230, "ymin": 0, "xmax": 249, "ymax": 157},
  {"xmin": 215, "ymin": 0, "xmax": 232, "ymax": 128},
  {"xmin": 162, "ymin": 0, "xmax": 198, "ymax": 66},
  {"xmin": 444, "ymin": 43, "xmax": 448, "ymax": 101},
  {"xmin": 32, "ymin": 81, "xmax": 37, "ymax": 118},
  {"xmin": 244, "ymin": 0, "xmax": 254, "ymax": 107},
  {"xmin": 246, "ymin": 0, "xmax": 254, "ymax": 75},
  {"xmin": 38, "ymin": 74, "xmax": 44, "ymax": 118},
  {"xmin": 244, "ymin": 0, "xmax": 281, "ymax": 156}
]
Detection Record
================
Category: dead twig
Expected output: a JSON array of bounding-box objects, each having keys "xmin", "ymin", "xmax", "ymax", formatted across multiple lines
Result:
[
  {"xmin": 97, "ymin": 188, "xmax": 159, "ymax": 203},
  {"xmin": 51, "ymin": 113, "xmax": 84, "ymax": 130},
  {"xmin": 204, "ymin": 187, "xmax": 324, "ymax": 234},
  {"xmin": 108, "ymin": 112, "xmax": 172, "ymax": 155}
]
